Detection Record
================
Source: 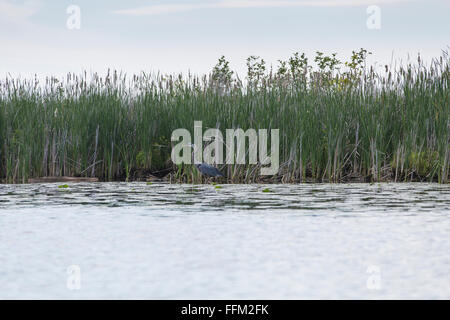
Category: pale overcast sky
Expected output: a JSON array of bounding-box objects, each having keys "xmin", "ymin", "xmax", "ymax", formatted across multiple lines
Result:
[{"xmin": 1, "ymin": 0, "xmax": 449, "ymax": 78}]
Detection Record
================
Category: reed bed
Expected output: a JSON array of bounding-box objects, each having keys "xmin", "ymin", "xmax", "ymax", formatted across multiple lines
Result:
[{"xmin": 0, "ymin": 50, "xmax": 448, "ymax": 183}]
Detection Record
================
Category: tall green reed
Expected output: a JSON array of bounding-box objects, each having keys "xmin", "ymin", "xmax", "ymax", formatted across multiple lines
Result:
[{"xmin": 0, "ymin": 50, "xmax": 448, "ymax": 183}]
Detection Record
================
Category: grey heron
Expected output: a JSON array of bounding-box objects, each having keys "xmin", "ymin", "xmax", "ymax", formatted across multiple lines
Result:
[{"xmin": 189, "ymin": 144, "xmax": 224, "ymax": 177}]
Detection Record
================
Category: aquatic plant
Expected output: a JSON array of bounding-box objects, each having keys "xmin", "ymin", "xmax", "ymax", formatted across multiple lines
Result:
[{"xmin": 0, "ymin": 50, "xmax": 448, "ymax": 183}]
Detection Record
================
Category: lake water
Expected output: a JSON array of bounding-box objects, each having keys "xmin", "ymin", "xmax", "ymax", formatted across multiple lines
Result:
[{"xmin": 0, "ymin": 182, "xmax": 449, "ymax": 299}]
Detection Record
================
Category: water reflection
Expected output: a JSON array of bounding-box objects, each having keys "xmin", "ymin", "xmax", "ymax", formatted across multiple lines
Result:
[
  {"xmin": 0, "ymin": 183, "xmax": 449, "ymax": 299},
  {"xmin": 0, "ymin": 183, "xmax": 448, "ymax": 213}
]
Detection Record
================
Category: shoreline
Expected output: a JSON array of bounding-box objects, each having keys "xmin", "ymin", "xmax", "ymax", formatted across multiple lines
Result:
[{"xmin": 0, "ymin": 173, "xmax": 447, "ymax": 184}]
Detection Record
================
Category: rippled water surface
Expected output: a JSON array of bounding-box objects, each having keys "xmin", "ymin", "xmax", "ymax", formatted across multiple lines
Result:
[{"xmin": 0, "ymin": 182, "xmax": 449, "ymax": 299}]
